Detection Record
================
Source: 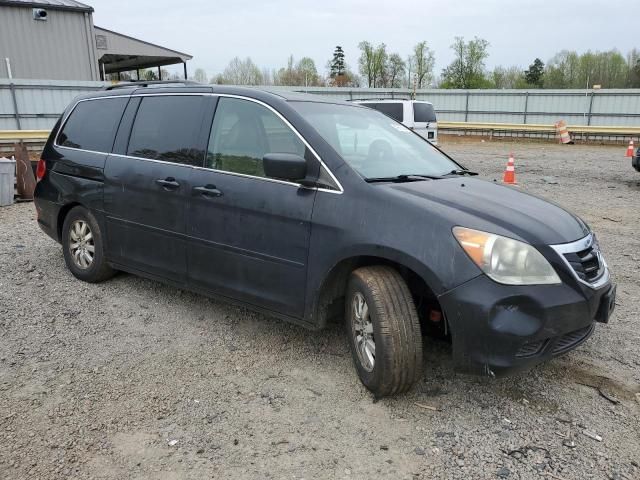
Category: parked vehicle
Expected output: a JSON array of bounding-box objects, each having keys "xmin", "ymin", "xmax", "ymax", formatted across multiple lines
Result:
[
  {"xmin": 352, "ymin": 99, "xmax": 438, "ymax": 144},
  {"xmin": 633, "ymin": 147, "xmax": 640, "ymax": 172},
  {"xmin": 34, "ymin": 83, "xmax": 616, "ymax": 397}
]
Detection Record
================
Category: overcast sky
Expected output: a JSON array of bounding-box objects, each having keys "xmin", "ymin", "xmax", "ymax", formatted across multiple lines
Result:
[{"xmin": 89, "ymin": 0, "xmax": 637, "ymax": 80}]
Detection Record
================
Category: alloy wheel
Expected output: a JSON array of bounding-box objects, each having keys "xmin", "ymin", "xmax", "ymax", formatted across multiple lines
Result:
[
  {"xmin": 352, "ymin": 291, "xmax": 375, "ymax": 372},
  {"xmin": 69, "ymin": 220, "xmax": 95, "ymax": 269}
]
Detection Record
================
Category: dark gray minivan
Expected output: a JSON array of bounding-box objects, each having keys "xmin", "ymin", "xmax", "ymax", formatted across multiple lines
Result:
[{"xmin": 34, "ymin": 83, "xmax": 616, "ymax": 397}]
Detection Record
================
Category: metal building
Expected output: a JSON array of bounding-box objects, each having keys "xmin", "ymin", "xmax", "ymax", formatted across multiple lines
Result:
[{"xmin": 0, "ymin": 0, "xmax": 192, "ymax": 81}]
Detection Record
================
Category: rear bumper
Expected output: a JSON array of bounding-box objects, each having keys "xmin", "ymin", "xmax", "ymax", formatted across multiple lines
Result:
[
  {"xmin": 34, "ymin": 192, "xmax": 62, "ymax": 243},
  {"xmin": 438, "ymin": 274, "xmax": 614, "ymax": 376}
]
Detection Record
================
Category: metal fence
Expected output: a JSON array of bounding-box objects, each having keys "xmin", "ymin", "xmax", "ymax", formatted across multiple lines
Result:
[
  {"xmin": 0, "ymin": 79, "xmax": 108, "ymax": 130},
  {"xmin": 2, "ymin": 79, "xmax": 640, "ymax": 131},
  {"xmin": 274, "ymin": 87, "xmax": 640, "ymax": 127}
]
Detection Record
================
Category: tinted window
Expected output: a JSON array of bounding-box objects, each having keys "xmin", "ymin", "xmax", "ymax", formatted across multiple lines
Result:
[
  {"xmin": 364, "ymin": 103, "xmax": 403, "ymax": 122},
  {"xmin": 207, "ymin": 97, "xmax": 305, "ymax": 177},
  {"xmin": 58, "ymin": 98, "xmax": 127, "ymax": 152},
  {"xmin": 127, "ymin": 96, "xmax": 207, "ymax": 166},
  {"xmin": 413, "ymin": 103, "xmax": 436, "ymax": 123}
]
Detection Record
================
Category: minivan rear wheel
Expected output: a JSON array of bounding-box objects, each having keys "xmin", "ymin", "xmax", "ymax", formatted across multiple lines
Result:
[
  {"xmin": 345, "ymin": 266, "xmax": 423, "ymax": 397},
  {"xmin": 62, "ymin": 206, "xmax": 115, "ymax": 283}
]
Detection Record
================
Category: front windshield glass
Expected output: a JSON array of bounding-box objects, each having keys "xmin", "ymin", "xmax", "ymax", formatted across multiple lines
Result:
[{"xmin": 291, "ymin": 101, "xmax": 457, "ymax": 179}]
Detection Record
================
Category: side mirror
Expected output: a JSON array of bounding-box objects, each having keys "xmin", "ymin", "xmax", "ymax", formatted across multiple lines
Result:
[{"xmin": 263, "ymin": 153, "xmax": 307, "ymax": 182}]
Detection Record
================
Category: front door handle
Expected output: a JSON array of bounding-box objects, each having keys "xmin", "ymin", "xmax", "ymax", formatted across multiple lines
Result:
[
  {"xmin": 156, "ymin": 177, "xmax": 180, "ymax": 190},
  {"xmin": 193, "ymin": 184, "xmax": 223, "ymax": 198}
]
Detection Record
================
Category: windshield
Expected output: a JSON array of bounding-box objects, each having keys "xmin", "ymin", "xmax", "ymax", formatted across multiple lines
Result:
[{"xmin": 291, "ymin": 101, "xmax": 457, "ymax": 179}]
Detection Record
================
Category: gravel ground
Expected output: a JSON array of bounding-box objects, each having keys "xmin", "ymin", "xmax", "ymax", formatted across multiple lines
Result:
[{"xmin": 1, "ymin": 139, "xmax": 639, "ymax": 480}]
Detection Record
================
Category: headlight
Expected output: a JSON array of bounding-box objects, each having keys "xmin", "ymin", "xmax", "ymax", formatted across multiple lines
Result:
[{"xmin": 453, "ymin": 227, "xmax": 561, "ymax": 285}]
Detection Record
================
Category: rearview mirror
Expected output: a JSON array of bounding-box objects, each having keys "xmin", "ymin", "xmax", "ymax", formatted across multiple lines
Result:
[{"xmin": 263, "ymin": 153, "xmax": 307, "ymax": 182}]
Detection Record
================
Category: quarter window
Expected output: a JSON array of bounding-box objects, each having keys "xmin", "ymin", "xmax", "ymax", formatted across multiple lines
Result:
[
  {"xmin": 58, "ymin": 97, "xmax": 127, "ymax": 152},
  {"xmin": 206, "ymin": 97, "xmax": 305, "ymax": 177},
  {"xmin": 127, "ymin": 96, "xmax": 207, "ymax": 166}
]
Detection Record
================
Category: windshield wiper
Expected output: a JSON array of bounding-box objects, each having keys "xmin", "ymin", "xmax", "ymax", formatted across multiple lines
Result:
[
  {"xmin": 365, "ymin": 174, "xmax": 443, "ymax": 183},
  {"xmin": 446, "ymin": 169, "xmax": 479, "ymax": 176}
]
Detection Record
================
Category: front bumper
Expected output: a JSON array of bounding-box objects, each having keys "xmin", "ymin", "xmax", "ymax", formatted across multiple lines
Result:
[{"xmin": 438, "ymin": 274, "xmax": 615, "ymax": 376}]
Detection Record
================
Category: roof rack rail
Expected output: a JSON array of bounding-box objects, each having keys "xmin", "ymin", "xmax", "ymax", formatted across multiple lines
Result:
[
  {"xmin": 348, "ymin": 97, "xmax": 414, "ymax": 102},
  {"xmin": 103, "ymin": 80, "xmax": 202, "ymax": 90}
]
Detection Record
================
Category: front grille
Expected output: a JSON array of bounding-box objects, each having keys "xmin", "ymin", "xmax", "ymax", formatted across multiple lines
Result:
[
  {"xmin": 563, "ymin": 245, "xmax": 602, "ymax": 283},
  {"xmin": 515, "ymin": 339, "xmax": 546, "ymax": 358},
  {"xmin": 552, "ymin": 325, "xmax": 593, "ymax": 354}
]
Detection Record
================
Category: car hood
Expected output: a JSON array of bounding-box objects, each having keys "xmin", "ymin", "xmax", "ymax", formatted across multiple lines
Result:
[{"xmin": 387, "ymin": 177, "xmax": 589, "ymax": 245}]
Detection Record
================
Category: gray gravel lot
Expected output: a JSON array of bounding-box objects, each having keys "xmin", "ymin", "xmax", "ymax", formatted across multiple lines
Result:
[{"xmin": 1, "ymin": 138, "xmax": 639, "ymax": 479}]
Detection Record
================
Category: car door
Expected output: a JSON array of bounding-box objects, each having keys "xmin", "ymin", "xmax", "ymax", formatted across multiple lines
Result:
[
  {"xmin": 186, "ymin": 96, "xmax": 318, "ymax": 318},
  {"xmin": 103, "ymin": 94, "xmax": 213, "ymax": 283}
]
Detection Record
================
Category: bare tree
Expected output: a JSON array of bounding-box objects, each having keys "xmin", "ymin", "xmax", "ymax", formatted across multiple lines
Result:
[
  {"xmin": 216, "ymin": 57, "xmax": 263, "ymax": 85},
  {"xmin": 193, "ymin": 68, "xmax": 208, "ymax": 83}
]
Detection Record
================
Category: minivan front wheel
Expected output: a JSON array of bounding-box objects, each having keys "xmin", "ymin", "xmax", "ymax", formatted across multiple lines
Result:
[
  {"xmin": 346, "ymin": 266, "xmax": 423, "ymax": 397},
  {"xmin": 62, "ymin": 206, "xmax": 115, "ymax": 283}
]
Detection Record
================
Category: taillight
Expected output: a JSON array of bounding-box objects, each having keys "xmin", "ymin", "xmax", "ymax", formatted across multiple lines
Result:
[{"xmin": 36, "ymin": 159, "xmax": 46, "ymax": 181}]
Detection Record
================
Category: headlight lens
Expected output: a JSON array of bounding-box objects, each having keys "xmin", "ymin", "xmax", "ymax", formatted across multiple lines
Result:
[{"xmin": 453, "ymin": 227, "xmax": 561, "ymax": 285}]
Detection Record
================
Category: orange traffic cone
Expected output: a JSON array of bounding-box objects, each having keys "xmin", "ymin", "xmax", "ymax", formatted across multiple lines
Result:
[
  {"xmin": 503, "ymin": 153, "xmax": 517, "ymax": 185},
  {"xmin": 625, "ymin": 140, "xmax": 635, "ymax": 157}
]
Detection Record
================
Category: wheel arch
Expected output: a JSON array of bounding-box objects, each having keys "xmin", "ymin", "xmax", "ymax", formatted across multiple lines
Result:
[
  {"xmin": 310, "ymin": 250, "xmax": 444, "ymax": 330},
  {"xmin": 56, "ymin": 202, "xmax": 84, "ymax": 242}
]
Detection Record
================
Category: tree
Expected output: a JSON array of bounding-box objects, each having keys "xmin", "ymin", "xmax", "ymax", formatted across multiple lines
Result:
[
  {"xmin": 329, "ymin": 46, "xmax": 346, "ymax": 78},
  {"xmin": 273, "ymin": 55, "xmax": 321, "ymax": 86},
  {"xmin": 327, "ymin": 46, "xmax": 359, "ymax": 86},
  {"xmin": 358, "ymin": 41, "xmax": 387, "ymax": 87},
  {"xmin": 140, "ymin": 69, "xmax": 157, "ymax": 81},
  {"xmin": 385, "ymin": 53, "xmax": 406, "ymax": 88},
  {"xmin": 411, "ymin": 41, "xmax": 435, "ymax": 88},
  {"xmin": 492, "ymin": 65, "xmax": 527, "ymax": 89},
  {"xmin": 193, "ymin": 68, "xmax": 208, "ymax": 84},
  {"xmin": 214, "ymin": 57, "xmax": 263, "ymax": 85},
  {"xmin": 627, "ymin": 49, "xmax": 640, "ymax": 87},
  {"xmin": 297, "ymin": 57, "xmax": 319, "ymax": 86},
  {"xmin": 405, "ymin": 55, "xmax": 413, "ymax": 88},
  {"xmin": 544, "ymin": 50, "xmax": 628, "ymax": 88},
  {"xmin": 524, "ymin": 58, "xmax": 544, "ymax": 87},
  {"xmin": 261, "ymin": 67, "xmax": 272, "ymax": 86},
  {"xmin": 440, "ymin": 36, "xmax": 491, "ymax": 89}
]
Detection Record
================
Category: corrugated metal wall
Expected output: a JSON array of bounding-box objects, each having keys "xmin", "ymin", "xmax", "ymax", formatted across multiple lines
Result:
[
  {"xmin": 1, "ymin": 81, "xmax": 640, "ymax": 130},
  {"xmin": 278, "ymin": 87, "xmax": 640, "ymax": 127},
  {"xmin": 0, "ymin": 5, "xmax": 98, "ymax": 81},
  {"xmin": 0, "ymin": 79, "xmax": 106, "ymax": 129}
]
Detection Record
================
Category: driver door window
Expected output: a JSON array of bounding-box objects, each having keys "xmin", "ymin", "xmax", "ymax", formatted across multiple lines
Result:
[{"xmin": 207, "ymin": 97, "xmax": 306, "ymax": 178}]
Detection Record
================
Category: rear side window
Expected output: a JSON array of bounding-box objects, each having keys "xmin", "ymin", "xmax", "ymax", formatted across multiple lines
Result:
[
  {"xmin": 413, "ymin": 103, "xmax": 436, "ymax": 123},
  {"xmin": 58, "ymin": 98, "xmax": 127, "ymax": 152},
  {"xmin": 127, "ymin": 96, "xmax": 207, "ymax": 166},
  {"xmin": 365, "ymin": 103, "xmax": 403, "ymax": 122}
]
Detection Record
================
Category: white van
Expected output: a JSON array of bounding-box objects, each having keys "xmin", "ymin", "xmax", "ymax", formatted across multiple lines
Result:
[{"xmin": 353, "ymin": 99, "xmax": 438, "ymax": 145}]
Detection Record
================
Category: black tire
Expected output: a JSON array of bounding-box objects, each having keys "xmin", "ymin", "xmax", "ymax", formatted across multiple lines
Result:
[
  {"xmin": 61, "ymin": 206, "xmax": 115, "ymax": 283},
  {"xmin": 345, "ymin": 266, "xmax": 423, "ymax": 397}
]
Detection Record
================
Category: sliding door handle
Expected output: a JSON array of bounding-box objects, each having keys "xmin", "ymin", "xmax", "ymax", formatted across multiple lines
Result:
[
  {"xmin": 155, "ymin": 178, "xmax": 180, "ymax": 190},
  {"xmin": 193, "ymin": 185, "xmax": 223, "ymax": 197}
]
